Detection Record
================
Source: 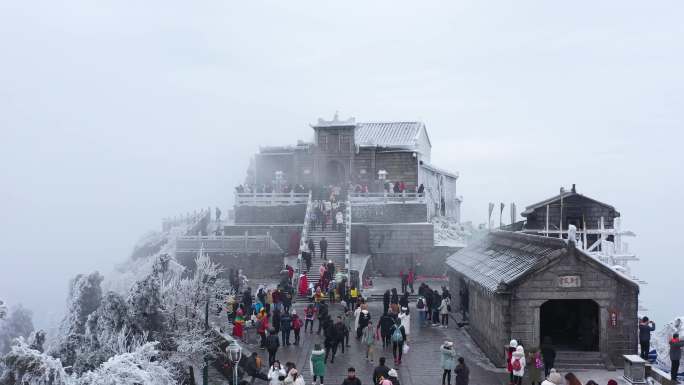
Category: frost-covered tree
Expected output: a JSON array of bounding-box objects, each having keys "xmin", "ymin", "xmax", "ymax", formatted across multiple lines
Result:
[
  {"xmin": 62, "ymin": 272, "xmax": 104, "ymax": 336},
  {"xmin": 52, "ymin": 272, "xmax": 103, "ymax": 372},
  {"xmin": 76, "ymin": 342, "xmax": 175, "ymax": 385},
  {"xmin": 161, "ymin": 253, "xmax": 225, "ymax": 379},
  {"xmin": 0, "ymin": 337, "xmax": 72, "ymax": 385},
  {"xmin": 28, "ymin": 330, "xmax": 47, "ymax": 353},
  {"xmin": 0, "ymin": 300, "xmax": 7, "ymax": 320},
  {"xmin": 85, "ymin": 292, "xmax": 139, "ymax": 353},
  {"xmin": 127, "ymin": 274, "xmax": 165, "ymax": 339},
  {"xmin": 0, "ymin": 304, "xmax": 35, "ymax": 354}
]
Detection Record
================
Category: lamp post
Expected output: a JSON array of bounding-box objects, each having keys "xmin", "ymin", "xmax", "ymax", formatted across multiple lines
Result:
[{"xmin": 228, "ymin": 343, "xmax": 242, "ymax": 385}]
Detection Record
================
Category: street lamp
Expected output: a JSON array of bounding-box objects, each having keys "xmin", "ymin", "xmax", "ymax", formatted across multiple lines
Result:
[{"xmin": 227, "ymin": 342, "xmax": 242, "ymax": 385}]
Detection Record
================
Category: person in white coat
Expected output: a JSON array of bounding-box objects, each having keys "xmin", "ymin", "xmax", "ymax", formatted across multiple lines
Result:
[
  {"xmin": 541, "ymin": 368, "xmax": 562, "ymax": 385},
  {"xmin": 354, "ymin": 305, "xmax": 362, "ymax": 332},
  {"xmin": 398, "ymin": 307, "xmax": 411, "ymax": 337},
  {"xmin": 283, "ymin": 368, "xmax": 305, "ymax": 385},
  {"xmin": 268, "ymin": 360, "xmax": 287, "ymax": 385},
  {"xmin": 439, "ymin": 297, "xmax": 451, "ymax": 328},
  {"xmin": 511, "ymin": 345, "xmax": 526, "ymax": 385}
]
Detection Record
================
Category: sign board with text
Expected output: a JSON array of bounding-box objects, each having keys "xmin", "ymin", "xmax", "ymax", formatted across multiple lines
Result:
[{"xmin": 557, "ymin": 275, "xmax": 581, "ymax": 288}]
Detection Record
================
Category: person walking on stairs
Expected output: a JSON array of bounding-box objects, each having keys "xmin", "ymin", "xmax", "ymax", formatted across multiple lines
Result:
[
  {"xmin": 308, "ymin": 238, "xmax": 316, "ymax": 259},
  {"xmin": 320, "ymin": 237, "xmax": 328, "ymax": 260}
]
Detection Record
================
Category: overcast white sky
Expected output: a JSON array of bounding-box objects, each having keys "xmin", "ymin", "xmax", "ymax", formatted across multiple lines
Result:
[{"xmin": 1, "ymin": 1, "xmax": 682, "ymax": 328}]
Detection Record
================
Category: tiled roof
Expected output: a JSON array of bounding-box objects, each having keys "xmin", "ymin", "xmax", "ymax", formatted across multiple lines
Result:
[
  {"xmin": 355, "ymin": 122, "xmax": 424, "ymax": 149},
  {"xmin": 446, "ymin": 231, "xmax": 566, "ymax": 292},
  {"xmin": 521, "ymin": 191, "xmax": 618, "ymax": 216}
]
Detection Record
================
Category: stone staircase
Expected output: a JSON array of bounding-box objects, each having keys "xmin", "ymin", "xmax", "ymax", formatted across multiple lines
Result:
[
  {"xmin": 299, "ymin": 229, "xmax": 346, "ymax": 298},
  {"xmin": 553, "ymin": 350, "xmax": 606, "ymax": 370}
]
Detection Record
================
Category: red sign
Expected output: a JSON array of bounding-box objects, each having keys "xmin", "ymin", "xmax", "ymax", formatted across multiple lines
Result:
[{"xmin": 609, "ymin": 309, "xmax": 619, "ymax": 328}]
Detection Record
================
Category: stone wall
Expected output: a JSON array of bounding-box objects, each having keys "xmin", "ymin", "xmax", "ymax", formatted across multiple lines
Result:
[
  {"xmin": 352, "ymin": 223, "xmax": 435, "ymax": 275},
  {"xmin": 374, "ymin": 152, "xmax": 419, "ymax": 191},
  {"xmin": 352, "ymin": 203, "xmax": 427, "ymax": 223},
  {"xmin": 447, "ymin": 270, "xmax": 510, "ymax": 367},
  {"xmin": 234, "ymin": 204, "xmax": 306, "ymax": 224},
  {"xmin": 511, "ymin": 247, "xmax": 638, "ymax": 367},
  {"xmin": 449, "ymin": 245, "xmax": 639, "ymax": 368},
  {"xmin": 176, "ymin": 251, "xmax": 284, "ymax": 279},
  {"xmin": 224, "ymin": 224, "xmax": 302, "ymax": 255}
]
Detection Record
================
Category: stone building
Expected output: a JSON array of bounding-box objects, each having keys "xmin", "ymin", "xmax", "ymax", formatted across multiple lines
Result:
[
  {"xmin": 446, "ymin": 231, "xmax": 638, "ymax": 368},
  {"xmin": 249, "ymin": 114, "xmax": 462, "ymax": 220}
]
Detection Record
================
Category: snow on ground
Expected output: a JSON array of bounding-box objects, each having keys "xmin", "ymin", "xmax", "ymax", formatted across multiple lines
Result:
[
  {"xmin": 102, "ymin": 222, "xmax": 190, "ymax": 295},
  {"xmin": 652, "ymin": 316, "xmax": 684, "ymax": 372},
  {"xmin": 432, "ymin": 217, "xmax": 480, "ymax": 247}
]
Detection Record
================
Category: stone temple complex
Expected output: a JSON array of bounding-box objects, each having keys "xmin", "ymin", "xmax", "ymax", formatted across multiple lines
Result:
[{"xmin": 169, "ymin": 116, "xmax": 643, "ymax": 373}]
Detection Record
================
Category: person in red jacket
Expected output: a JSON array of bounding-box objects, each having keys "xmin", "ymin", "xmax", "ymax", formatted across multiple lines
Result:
[
  {"xmin": 506, "ymin": 340, "xmax": 518, "ymax": 385},
  {"xmin": 407, "ymin": 269, "xmax": 415, "ymax": 294},
  {"xmin": 291, "ymin": 310, "xmax": 303, "ymax": 346}
]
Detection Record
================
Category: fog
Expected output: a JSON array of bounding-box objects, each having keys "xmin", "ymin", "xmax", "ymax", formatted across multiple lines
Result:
[{"xmin": 1, "ymin": 1, "xmax": 682, "ymax": 329}]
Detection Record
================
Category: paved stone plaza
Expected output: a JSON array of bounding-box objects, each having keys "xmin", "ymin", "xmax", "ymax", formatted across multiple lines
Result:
[{"xmin": 212, "ymin": 300, "xmax": 508, "ymax": 385}]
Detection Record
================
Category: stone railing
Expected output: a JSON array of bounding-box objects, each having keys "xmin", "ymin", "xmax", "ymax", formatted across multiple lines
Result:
[
  {"xmin": 349, "ymin": 192, "xmax": 425, "ymax": 204},
  {"xmin": 162, "ymin": 209, "xmax": 210, "ymax": 232},
  {"xmin": 175, "ymin": 234, "xmax": 282, "ymax": 254},
  {"xmin": 297, "ymin": 191, "xmax": 313, "ymax": 277},
  {"xmin": 234, "ymin": 192, "xmax": 309, "ymax": 207},
  {"xmin": 344, "ymin": 197, "xmax": 352, "ymax": 281}
]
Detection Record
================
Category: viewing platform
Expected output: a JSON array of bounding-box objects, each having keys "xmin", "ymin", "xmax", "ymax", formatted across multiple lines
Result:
[
  {"xmin": 175, "ymin": 234, "xmax": 282, "ymax": 254},
  {"xmin": 349, "ymin": 192, "xmax": 426, "ymax": 204},
  {"xmin": 234, "ymin": 192, "xmax": 309, "ymax": 206}
]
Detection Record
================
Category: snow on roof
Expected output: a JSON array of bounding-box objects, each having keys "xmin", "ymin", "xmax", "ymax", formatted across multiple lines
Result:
[
  {"xmin": 446, "ymin": 230, "xmax": 638, "ymax": 293},
  {"xmin": 420, "ymin": 162, "xmax": 459, "ymax": 179},
  {"xmin": 521, "ymin": 190, "xmax": 619, "ymax": 217},
  {"xmin": 446, "ymin": 231, "xmax": 566, "ymax": 292},
  {"xmin": 355, "ymin": 122, "xmax": 426, "ymax": 150}
]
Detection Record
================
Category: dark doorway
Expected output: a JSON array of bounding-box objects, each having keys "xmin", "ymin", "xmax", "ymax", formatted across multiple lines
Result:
[
  {"xmin": 325, "ymin": 160, "xmax": 345, "ymax": 185},
  {"xmin": 540, "ymin": 299, "xmax": 599, "ymax": 351}
]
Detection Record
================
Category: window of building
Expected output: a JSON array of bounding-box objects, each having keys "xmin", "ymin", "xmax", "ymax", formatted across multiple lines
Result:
[{"xmin": 319, "ymin": 134, "xmax": 328, "ymax": 151}]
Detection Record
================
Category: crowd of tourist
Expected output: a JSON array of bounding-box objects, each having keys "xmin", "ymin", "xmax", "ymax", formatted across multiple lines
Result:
[
  {"xmin": 216, "ymin": 272, "xmax": 657, "ymax": 385},
  {"xmin": 216, "ymin": 271, "xmax": 469, "ymax": 385},
  {"xmin": 236, "ymin": 183, "xmax": 310, "ymax": 195},
  {"xmin": 309, "ymin": 201, "xmax": 346, "ymax": 232}
]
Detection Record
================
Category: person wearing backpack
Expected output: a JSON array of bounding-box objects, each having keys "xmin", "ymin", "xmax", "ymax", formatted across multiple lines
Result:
[
  {"xmin": 670, "ymin": 332, "xmax": 684, "ymax": 382},
  {"xmin": 291, "ymin": 310, "xmax": 302, "ymax": 345},
  {"xmin": 511, "ymin": 345, "xmax": 526, "ymax": 385},
  {"xmin": 416, "ymin": 296, "xmax": 427, "ymax": 327},
  {"xmin": 389, "ymin": 318, "xmax": 406, "ymax": 365},
  {"xmin": 266, "ymin": 328, "xmax": 281, "ymax": 366}
]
